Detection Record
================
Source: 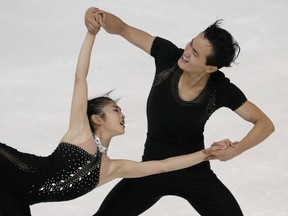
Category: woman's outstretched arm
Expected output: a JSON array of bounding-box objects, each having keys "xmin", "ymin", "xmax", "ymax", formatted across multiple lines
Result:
[
  {"xmin": 110, "ymin": 150, "xmax": 207, "ymax": 179},
  {"xmin": 99, "ymin": 145, "xmax": 225, "ymax": 185}
]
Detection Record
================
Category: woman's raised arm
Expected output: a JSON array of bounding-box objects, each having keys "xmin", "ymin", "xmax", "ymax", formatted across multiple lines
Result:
[{"xmin": 61, "ymin": 31, "xmax": 97, "ymax": 143}]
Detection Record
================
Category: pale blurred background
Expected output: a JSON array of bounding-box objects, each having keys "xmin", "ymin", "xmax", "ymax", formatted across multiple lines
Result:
[{"xmin": 0, "ymin": 0, "xmax": 287, "ymax": 215}]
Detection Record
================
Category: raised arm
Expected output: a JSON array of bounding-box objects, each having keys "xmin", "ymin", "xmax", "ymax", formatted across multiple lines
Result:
[
  {"xmin": 61, "ymin": 31, "xmax": 97, "ymax": 143},
  {"xmin": 85, "ymin": 7, "xmax": 155, "ymax": 54}
]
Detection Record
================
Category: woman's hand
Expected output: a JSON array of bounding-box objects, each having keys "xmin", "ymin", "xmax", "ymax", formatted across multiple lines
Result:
[{"xmin": 85, "ymin": 7, "xmax": 103, "ymax": 34}]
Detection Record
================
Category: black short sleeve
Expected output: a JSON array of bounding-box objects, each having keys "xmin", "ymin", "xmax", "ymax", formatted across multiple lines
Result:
[
  {"xmin": 150, "ymin": 37, "xmax": 183, "ymax": 74},
  {"xmin": 217, "ymin": 79, "xmax": 247, "ymax": 111}
]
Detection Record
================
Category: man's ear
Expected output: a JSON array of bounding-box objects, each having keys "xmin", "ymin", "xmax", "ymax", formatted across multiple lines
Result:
[
  {"xmin": 206, "ymin": 65, "xmax": 218, "ymax": 74},
  {"xmin": 91, "ymin": 114, "xmax": 103, "ymax": 125}
]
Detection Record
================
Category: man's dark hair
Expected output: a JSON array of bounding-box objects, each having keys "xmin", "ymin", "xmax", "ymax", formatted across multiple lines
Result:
[{"xmin": 203, "ymin": 19, "xmax": 240, "ymax": 69}]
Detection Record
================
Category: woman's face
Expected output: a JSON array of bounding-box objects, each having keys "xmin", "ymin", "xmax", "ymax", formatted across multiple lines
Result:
[{"xmin": 100, "ymin": 102, "xmax": 125, "ymax": 136}]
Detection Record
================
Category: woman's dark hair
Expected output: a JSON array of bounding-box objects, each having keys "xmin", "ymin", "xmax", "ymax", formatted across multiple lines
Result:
[
  {"xmin": 203, "ymin": 19, "xmax": 240, "ymax": 69},
  {"xmin": 87, "ymin": 92, "xmax": 116, "ymax": 133}
]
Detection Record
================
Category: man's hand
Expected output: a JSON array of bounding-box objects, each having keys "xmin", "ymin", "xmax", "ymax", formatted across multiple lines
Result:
[{"xmin": 203, "ymin": 139, "xmax": 239, "ymax": 161}]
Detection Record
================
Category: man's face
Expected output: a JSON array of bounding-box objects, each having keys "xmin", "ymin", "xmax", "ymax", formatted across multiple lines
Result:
[{"xmin": 178, "ymin": 32, "xmax": 213, "ymax": 74}]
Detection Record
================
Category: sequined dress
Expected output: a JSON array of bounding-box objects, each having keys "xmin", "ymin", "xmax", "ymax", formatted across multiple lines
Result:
[{"xmin": 0, "ymin": 141, "xmax": 103, "ymax": 215}]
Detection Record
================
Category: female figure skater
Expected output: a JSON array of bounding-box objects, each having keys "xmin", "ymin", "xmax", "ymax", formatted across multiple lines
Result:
[{"xmin": 0, "ymin": 16, "xmax": 225, "ymax": 216}]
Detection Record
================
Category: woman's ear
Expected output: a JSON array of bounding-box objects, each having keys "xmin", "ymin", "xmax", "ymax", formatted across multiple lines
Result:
[{"xmin": 91, "ymin": 114, "xmax": 103, "ymax": 125}]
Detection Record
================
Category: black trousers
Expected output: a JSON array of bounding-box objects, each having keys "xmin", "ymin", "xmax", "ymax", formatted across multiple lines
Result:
[{"xmin": 94, "ymin": 169, "xmax": 243, "ymax": 216}]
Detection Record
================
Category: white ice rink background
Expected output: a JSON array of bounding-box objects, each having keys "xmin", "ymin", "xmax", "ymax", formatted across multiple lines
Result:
[{"xmin": 0, "ymin": 0, "xmax": 287, "ymax": 215}]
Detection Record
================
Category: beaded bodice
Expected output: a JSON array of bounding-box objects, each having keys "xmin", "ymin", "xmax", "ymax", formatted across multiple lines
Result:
[{"xmin": 27, "ymin": 142, "xmax": 103, "ymax": 204}]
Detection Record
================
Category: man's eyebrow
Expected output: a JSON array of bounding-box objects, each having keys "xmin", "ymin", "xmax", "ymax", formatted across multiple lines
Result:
[
  {"xmin": 112, "ymin": 105, "xmax": 121, "ymax": 110},
  {"xmin": 190, "ymin": 39, "xmax": 199, "ymax": 57}
]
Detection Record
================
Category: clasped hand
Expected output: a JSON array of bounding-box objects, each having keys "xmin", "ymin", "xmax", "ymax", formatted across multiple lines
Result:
[
  {"xmin": 203, "ymin": 139, "xmax": 239, "ymax": 161},
  {"xmin": 85, "ymin": 7, "xmax": 106, "ymax": 34}
]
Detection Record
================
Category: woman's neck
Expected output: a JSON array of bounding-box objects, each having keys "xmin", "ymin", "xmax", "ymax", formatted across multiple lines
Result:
[
  {"xmin": 93, "ymin": 135, "xmax": 108, "ymax": 154},
  {"xmin": 93, "ymin": 132, "xmax": 111, "ymax": 148}
]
